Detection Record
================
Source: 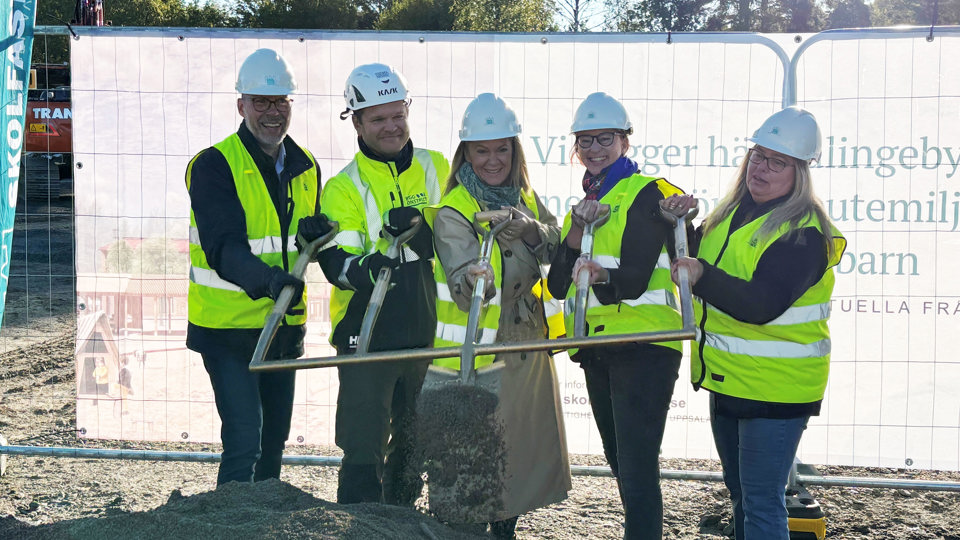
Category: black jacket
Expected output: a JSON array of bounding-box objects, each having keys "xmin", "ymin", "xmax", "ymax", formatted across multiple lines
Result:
[
  {"xmin": 185, "ymin": 122, "xmax": 321, "ymax": 358},
  {"xmin": 692, "ymin": 194, "xmax": 829, "ymax": 419},
  {"xmin": 317, "ymin": 138, "xmax": 437, "ymax": 353}
]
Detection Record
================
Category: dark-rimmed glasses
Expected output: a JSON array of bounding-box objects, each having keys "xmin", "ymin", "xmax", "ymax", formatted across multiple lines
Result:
[
  {"xmin": 748, "ymin": 149, "xmax": 793, "ymax": 173},
  {"xmin": 576, "ymin": 132, "xmax": 619, "ymax": 149},
  {"xmin": 248, "ymin": 96, "xmax": 293, "ymax": 113}
]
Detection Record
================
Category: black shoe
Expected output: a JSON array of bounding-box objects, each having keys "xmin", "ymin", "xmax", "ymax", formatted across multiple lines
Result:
[{"xmin": 489, "ymin": 516, "xmax": 518, "ymax": 539}]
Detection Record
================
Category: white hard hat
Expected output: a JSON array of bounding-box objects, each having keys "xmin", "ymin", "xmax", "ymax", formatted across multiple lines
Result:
[
  {"xmin": 235, "ymin": 48, "xmax": 297, "ymax": 96},
  {"xmin": 459, "ymin": 93, "xmax": 521, "ymax": 141},
  {"xmin": 570, "ymin": 92, "xmax": 633, "ymax": 134},
  {"xmin": 748, "ymin": 106, "xmax": 822, "ymax": 162},
  {"xmin": 343, "ymin": 63, "xmax": 409, "ymax": 112}
]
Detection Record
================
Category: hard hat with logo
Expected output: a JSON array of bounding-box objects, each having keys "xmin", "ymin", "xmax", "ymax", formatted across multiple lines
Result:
[
  {"xmin": 343, "ymin": 63, "xmax": 409, "ymax": 112},
  {"xmin": 459, "ymin": 93, "xmax": 522, "ymax": 141},
  {"xmin": 747, "ymin": 106, "xmax": 822, "ymax": 162},
  {"xmin": 570, "ymin": 92, "xmax": 633, "ymax": 134},
  {"xmin": 235, "ymin": 48, "xmax": 297, "ymax": 96}
]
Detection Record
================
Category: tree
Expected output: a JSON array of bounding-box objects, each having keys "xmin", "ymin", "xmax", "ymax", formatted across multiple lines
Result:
[
  {"xmin": 451, "ymin": 0, "xmax": 558, "ymax": 31},
  {"xmin": 377, "ymin": 0, "xmax": 455, "ymax": 30},
  {"xmin": 870, "ymin": 0, "xmax": 959, "ymax": 25},
  {"xmin": 556, "ymin": 0, "xmax": 606, "ymax": 31},
  {"xmin": 234, "ymin": 0, "xmax": 359, "ymax": 29},
  {"xmin": 607, "ymin": 0, "xmax": 710, "ymax": 31},
  {"xmin": 825, "ymin": 0, "xmax": 871, "ymax": 28}
]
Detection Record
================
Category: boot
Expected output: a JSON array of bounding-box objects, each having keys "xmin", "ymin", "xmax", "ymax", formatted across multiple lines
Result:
[
  {"xmin": 337, "ymin": 464, "xmax": 382, "ymax": 504},
  {"xmin": 489, "ymin": 515, "xmax": 519, "ymax": 539}
]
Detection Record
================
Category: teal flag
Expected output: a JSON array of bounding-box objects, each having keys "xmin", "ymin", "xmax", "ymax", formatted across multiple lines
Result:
[{"xmin": 0, "ymin": 0, "xmax": 36, "ymax": 327}]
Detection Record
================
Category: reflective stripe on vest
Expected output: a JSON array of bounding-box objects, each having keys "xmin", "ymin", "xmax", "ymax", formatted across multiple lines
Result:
[
  {"xmin": 186, "ymin": 134, "xmax": 317, "ymax": 328},
  {"xmin": 692, "ymin": 205, "xmax": 846, "ymax": 403},
  {"xmin": 561, "ymin": 174, "xmax": 683, "ymax": 353},
  {"xmin": 428, "ymin": 184, "xmax": 560, "ymax": 368},
  {"xmin": 322, "ymin": 147, "xmax": 446, "ymax": 343}
]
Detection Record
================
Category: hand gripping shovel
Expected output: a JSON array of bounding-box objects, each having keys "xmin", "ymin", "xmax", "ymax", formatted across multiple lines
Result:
[
  {"xmin": 250, "ymin": 221, "xmax": 339, "ymax": 370},
  {"xmin": 573, "ymin": 204, "xmax": 611, "ymax": 338},
  {"xmin": 355, "ymin": 214, "xmax": 423, "ymax": 354},
  {"xmin": 660, "ymin": 205, "xmax": 699, "ymax": 329},
  {"xmin": 423, "ymin": 209, "xmax": 513, "ymax": 393}
]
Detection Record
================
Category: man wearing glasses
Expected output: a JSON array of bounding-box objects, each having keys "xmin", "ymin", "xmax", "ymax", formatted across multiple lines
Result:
[{"xmin": 185, "ymin": 48, "xmax": 331, "ymax": 486}]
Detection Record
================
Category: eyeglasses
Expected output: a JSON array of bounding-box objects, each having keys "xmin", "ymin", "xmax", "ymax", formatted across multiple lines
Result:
[
  {"xmin": 248, "ymin": 96, "xmax": 293, "ymax": 113},
  {"xmin": 748, "ymin": 149, "xmax": 793, "ymax": 173},
  {"xmin": 576, "ymin": 132, "xmax": 620, "ymax": 149}
]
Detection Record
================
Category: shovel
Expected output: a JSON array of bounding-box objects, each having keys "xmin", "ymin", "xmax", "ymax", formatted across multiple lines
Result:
[
  {"xmin": 422, "ymin": 209, "xmax": 513, "ymax": 395},
  {"xmin": 573, "ymin": 204, "xmax": 611, "ymax": 338},
  {"xmin": 356, "ymin": 214, "xmax": 423, "ymax": 354},
  {"xmin": 250, "ymin": 222, "xmax": 339, "ymax": 370},
  {"xmin": 661, "ymin": 205, "xmax": 699, "ymax": 329}
]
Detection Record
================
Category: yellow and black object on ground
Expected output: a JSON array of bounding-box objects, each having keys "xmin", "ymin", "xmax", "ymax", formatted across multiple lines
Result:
[{"xmin": 787, "ymin": 484, "xmax": 826, "ymax": 540}]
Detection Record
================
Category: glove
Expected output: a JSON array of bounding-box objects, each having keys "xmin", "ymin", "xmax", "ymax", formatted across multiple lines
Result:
[
  {"xmin": 345, "ymin": 252, "xmax": 400, "ymax": 290},
  {"xmin": 382, "ymin": 207, "xmax": 422, "ymax": 238},
  {"xmin": 296, "ymin": 213, "xmax": 334, "ymax": 253},
  {"xmin": 267, "ymin": 268, "xmax": 305, "ymax": 316}
]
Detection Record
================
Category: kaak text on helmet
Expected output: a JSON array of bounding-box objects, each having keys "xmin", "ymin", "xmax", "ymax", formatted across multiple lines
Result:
[
  {"xmin": 343, "ymin": 63, "xmax": 409, "ymax": 113},
  {"xmin": 748, "ymin": 106, "xmax": 822, "ymax": 163},
  {"xmin": 459, "ymin": 93, "xmax": 521, "ymax": 141},
  {"xmin": 235, "ymin": 48, "xmax": 297, "ymax": 96},
  {"xmin": 571, "ymin": 92, "xmax": 633, "ymax": 134}
]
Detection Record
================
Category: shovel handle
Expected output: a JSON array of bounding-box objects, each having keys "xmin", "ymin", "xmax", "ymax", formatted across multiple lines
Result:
[
  {"xmin": 661, "ymin": 206, "xmax": 699, "ymax": 329},
  {"xmin": 357, "ymin": 215, "xmax": 423, "ymax": 354},
  {"xmin": 251, "ymin": 222, "xmax": 339, "ymax": 369},
  {"xmin": 572, "ymin": 204, "xmax": 611, "ymax": 338}
]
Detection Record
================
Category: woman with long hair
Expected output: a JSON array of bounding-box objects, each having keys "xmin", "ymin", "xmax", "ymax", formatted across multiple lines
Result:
[
  {"xmin": 426, "ymin": 93, "xmax": 570, "ymax": 539},
  {"xmin": 666, "ymin": 106, "xmax": 846, "ymax": 540}
]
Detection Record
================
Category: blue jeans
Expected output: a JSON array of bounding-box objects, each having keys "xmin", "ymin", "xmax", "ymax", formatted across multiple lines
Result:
[
  {"xmin": 710, "ymin": 394, "xmax": 808, "ymax": 540},
  {"xmin": 580, "ymin": 345, "xmax": 681, "ymax": 540},
  {"xmin": 202, "ymin": 344, "xmax": 296, "ymax": 486}
]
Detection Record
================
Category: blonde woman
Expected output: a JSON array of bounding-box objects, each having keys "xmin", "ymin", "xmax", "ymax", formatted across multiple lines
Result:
[
  {"xmin": 426, "ymin": 93, "xmax": 570, "ymax": 539},
  {"xmin": 667, "ymin": 106, "xmax": 846, "ymax": 540}
]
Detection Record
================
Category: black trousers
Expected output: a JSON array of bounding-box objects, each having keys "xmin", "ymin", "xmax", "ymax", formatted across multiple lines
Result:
[
  {"xmin": 580, "ymin": 345, "xmax": 682, "ymax": 540},
  {"xmin": 335, "ymin": 357, "xmax": 429, "ymax": 505}
]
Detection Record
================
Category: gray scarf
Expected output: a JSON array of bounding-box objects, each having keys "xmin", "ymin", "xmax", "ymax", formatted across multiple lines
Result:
[{"xmin": 458, "ymin": 161, "xmax": 520, "ymax": 210}]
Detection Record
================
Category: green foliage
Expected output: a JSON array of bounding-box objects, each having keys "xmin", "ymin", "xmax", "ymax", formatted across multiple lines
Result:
[
  {"xmin": 607, "ymin": 0, "xmax": 709, "ymax": 31},
  {"xmin": 451, "ymin": 0, "xmax": 558, "ymax": 31},
  {"xmin": 103, "ymin": 238, "xmax": 188, "ymax": 275},
  {"xmin": 377, "ymin": 0, "xmax": 455, "ymax": 30},
  {"xmin": 234, "ymin": 0, "xmax": 360, "ymax": 29},
  {"xmin": 870, "ymin": 0, "xmax": 958, "ymax": 25},
  {"xmin": 825, "ymin": 0, "xmax": 871, "ymax": 28}
]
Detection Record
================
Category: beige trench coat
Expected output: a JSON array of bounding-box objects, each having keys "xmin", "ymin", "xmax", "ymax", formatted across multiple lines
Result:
[{"xmin": 432, "ymin": 193, "xmax": 572, "ymax": 521}]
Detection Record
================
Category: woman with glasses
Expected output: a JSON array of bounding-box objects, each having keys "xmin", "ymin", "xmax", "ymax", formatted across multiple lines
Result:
[
  {"xmin": 664, "ymin": 106, "xmax": 845, "ymax": 540},
  {"xmin": 546, "ymin": 92, "xmax": 687, "ymax": 540}
]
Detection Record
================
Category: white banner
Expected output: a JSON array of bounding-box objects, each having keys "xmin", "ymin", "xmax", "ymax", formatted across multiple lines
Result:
[{"xmin": 70, "ymin": 29, "xmax": 960, "ymax": 470}]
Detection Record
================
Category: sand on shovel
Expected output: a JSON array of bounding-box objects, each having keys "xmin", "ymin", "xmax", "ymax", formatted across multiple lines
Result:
[{"xmin": 413, "ymin": 382, "xmax": 507, "ymax": 524}]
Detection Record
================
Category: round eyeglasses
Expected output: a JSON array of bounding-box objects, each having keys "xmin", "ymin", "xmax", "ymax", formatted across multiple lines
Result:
[
  {"xmin": 248, "ymin": 96, "xmax": 293, "ymax": 113},
  {"xmin": 576, "ymin": 132, "xmax": 619, "ymax": 149},
  {"xmin": 747, "ymin": 149, "xmax": 793, "ymax": 173}
]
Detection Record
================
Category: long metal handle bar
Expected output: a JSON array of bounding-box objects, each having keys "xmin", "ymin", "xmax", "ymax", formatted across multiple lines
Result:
[
  {"xmin": 249, "ymin": 224, "xmax": 339, "ymax": 370},
  {"xmin": 249, "ymin": 209, "xmax": 697, "ymax": 372},
  {"xmin": 356, "ymin": 216, "xmax": 422, "ymax": 354},
  {"xmin": 661, "ymin": 206, "xmax": 699, "ymax": 329},
  {"xmin": 574, "ymin": 205, "xmax": 611, "ymax": 338},
  {"xmin": 460, "ymin": 213, "xmax": 514, "ymax": 384}
]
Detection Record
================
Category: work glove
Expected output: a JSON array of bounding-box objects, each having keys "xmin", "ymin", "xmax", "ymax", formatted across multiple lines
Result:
[
  {"xmin": 382, "ymin": 207, "xmax": 422, "ymax": 239},
  {"xmin": 267, "ymin": 268, "xmax": 305, "ymax": 316},
  {"xmin": 296, "ymin": 213, "xmax": 334, "ymax": 253},
  {"xmin": 345, "ymin": 252, "xmax": 400, "ymax": 291}
]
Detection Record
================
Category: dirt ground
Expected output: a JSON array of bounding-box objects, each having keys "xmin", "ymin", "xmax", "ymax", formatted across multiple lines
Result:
[{"xmin": 1, "ymin": 196, "xmax": 960, "ymax": 539}]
